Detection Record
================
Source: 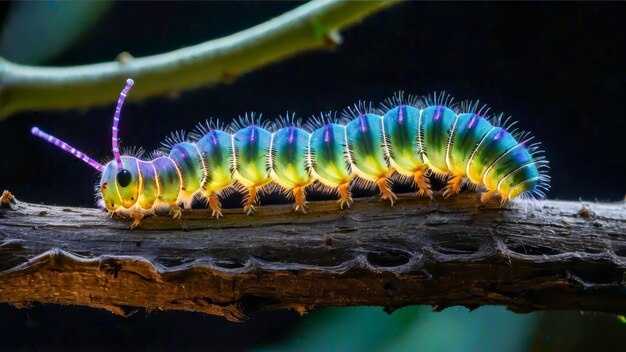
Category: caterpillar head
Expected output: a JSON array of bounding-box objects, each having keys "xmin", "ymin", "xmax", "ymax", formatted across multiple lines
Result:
[
  {"xmin": 101, "ymin": 156, "xmax": 141, "ymax": 211},
  {"xmin": 31, "ymin": 79, "xmax": 138, "ymax": 211}
]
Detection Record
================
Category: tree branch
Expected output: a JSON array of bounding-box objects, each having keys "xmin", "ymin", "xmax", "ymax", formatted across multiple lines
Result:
[
  {"xmin": 0, "ymin": 191, "xmax": 624, "ymax": 321},
  {"xmin": 0, "ymin": 0, "xmax": 399, "ymax": 119}
]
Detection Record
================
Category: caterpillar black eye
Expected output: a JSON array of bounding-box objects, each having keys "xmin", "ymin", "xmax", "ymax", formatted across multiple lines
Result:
[{"xmin": 116, "ymin": 169, "xmax": 132, "ymax": 188}]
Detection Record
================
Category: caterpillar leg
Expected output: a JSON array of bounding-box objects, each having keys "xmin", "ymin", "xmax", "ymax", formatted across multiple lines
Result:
[
  {"xmin": 169, "ymin": 204, "xmax": 182, "ymax": 219},
  {"xmin": 337, "ymin": 182, "xmax": 353, "ymax": 209},
  {"xmin": 442, "ymin": 174, "xmax": 464, "ymax": 198},
  {"xmin": 480, "ymin": 189, "xmax": 506, "ymax": 205},
  {"xmin": 130, "ymin": 212, "xmax": 144, "ymax": 230},
  {"xmin": 0, "ymin": 190, "xmax": 14, "ymax": 205},
  {"xmin": 376, "ymin": 174, "xmax": 397, "ymax": 206},
  {"xmin": 292, "ymin": 186, "xmax": 308, "ymax": 213},
  {"xmin": 208, "ymin": 193, "xmax": 223, "ymax": 219},
  {"xmin": 413, "ymin": 167, "xmax": 432, "ymax": 198},
  {"xmin": 243, "ymin": 186, "xmax": 259, "ymax": 215}
]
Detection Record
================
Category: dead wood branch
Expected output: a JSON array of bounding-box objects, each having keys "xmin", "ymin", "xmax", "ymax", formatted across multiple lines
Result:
[{"xmin": 0, "ymin": 192, "xmax": 624, "ymax": 321}]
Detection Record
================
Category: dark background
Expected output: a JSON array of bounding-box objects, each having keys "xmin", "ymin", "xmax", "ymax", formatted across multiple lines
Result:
[{"xmin": 0, "ymin": 2, "xmax": 624, "ymax": 351}]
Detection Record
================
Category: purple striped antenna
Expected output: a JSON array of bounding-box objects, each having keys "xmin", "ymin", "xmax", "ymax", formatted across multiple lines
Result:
[
  {"xmin": 112, "ymin": 79, "xmax": 134, "ymax": 170},
  {"xmin": 31, "ymin": 127, "xmax": 105, "ymax": 172}
]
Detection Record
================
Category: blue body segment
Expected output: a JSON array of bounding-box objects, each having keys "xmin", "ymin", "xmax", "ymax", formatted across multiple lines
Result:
[
  {"xmin": 420, "ymin": 105, "xmax": 458, "ymax": 172},
  {"xmin": 345, "ymin": 113, "xmax": 388, "ymax": 181},
  {"xmin": 233, "ymin": 125, "xmax": 272, "ymax": 187},
  {"xmin": 500, "ymin": 162, "xmax": 540, "ymax": 199},
  {"xmin": 270, "ymin": 126, "xmax": 312, "ymax": 189},
  {"xmin": 309, "ymin": 123, "xmax": 352, "ymax": 187},
  {"xmin": 137, "ymin": 160, "xmax": 158, "ymax": 209},
  {"xmin": 488, "ymin": 147, "xmax": 534, "ymax": 191},
  {"xmin": 448, "ymin": 113, "xmax": 494, "ymax": 175},
  {"xmin": 383, "ymin": 104, "xmax": 424, "ymax": 175},
  {"xmin": 151, "ymin": 156, "xmax": 180, "ymax": 203},
  {"xmin": 196, "ymin": 129, "xmax": 234, "ymax": 193},
  {"xmin": 468, "ymin": 127, "xmax": 517, "ymax": 184},
  {"xmin": 168, "ymin": 142, "xmax": 204, "ymax": 194}
]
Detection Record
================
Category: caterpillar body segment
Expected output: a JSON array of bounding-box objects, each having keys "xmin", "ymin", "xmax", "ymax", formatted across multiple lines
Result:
[
  {"xmin": 231, "ymin": 115, "xmax": 273, "ymax": 215},
  {"xmin": 192, "ymin": 124, "xmax": 235, "ymax": 218},
  {"xmin": 308, "ymin": 120, "xmax": 354, "ymax": 208},
  {"xmin": 168, "ymin": 141, "xmax": 205, "ymax": 209},
  {"xmin": 420, "ymin": 105, "xmax": 458, "ymax": 174},
  {"xmin": 343, "ymin": 111, "xmax": 397, "ymax": 204},
  {"xmin": 382, "ymin": 104, "xmax": 431, "ymax": 197},
  {"xmin": 269, "ymin": 117, "xmax": 314, "ymax": 212},
  {"xmin": 30, "ymin": 80, "xmax": 550, "ymax": 229},
  {"xmin": 136, "ymin": 160, "xmax": 158, "ymax": 210}
]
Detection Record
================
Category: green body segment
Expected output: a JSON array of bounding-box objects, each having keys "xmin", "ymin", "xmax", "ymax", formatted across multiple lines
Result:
[
  {"xmin": 448, "ymin": 114, "xmax": 494, "ymax": 175},
  {"xmin": 345, "ymin": 113, "xmax": 388, "ymax": 181},
  {"xmin": 468, "ymin": 128, "xmax": 518, "ymax": 186},
  {"xmin": 168, "ymin": 142, "xmax": 204, "ymax": 195},
  {"xmin": 196, "ymin": 129, "xmax": 234, "ymax": 194},
  {"xmin": 233, "ymin": 125, "xmax": 272, "ymax": 188},
  {"xmin": 499, "ymin": 163, "xmax": 539, "ymax": 199},
  {"xmin": 484, "ymin": 143, "xmax": 533, "ymax": 190},
  {"xmin": 383, "ymin": 105, "xmax": 425, "ymax": 175},
  {"xmin": 137, "ymin": 160, "xmax": 158, "ymax": 209},
  {"xmin": 309, "ymin": 123, "xmax": 352, "ymax": 187},
  {"xmin": 270, "ymin": 126, "xmax": 312, "ymax": 189},
  {"xmin": 152, "ymin": 157, "xmax": 180, "ymax": 203},
  {"xmin": 420, "ymin": 105, "xmax": 457, "ymax": 172}
]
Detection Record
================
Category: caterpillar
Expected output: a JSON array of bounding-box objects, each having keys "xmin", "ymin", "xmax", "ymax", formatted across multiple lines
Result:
[{"xmin": 31, "ymin": 79, "xmax": 549, "ymax": 229}]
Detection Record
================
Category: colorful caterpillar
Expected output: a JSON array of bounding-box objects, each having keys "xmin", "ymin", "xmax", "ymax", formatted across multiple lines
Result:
[{"xmin": 31, "ymin": 79, "xmax": 549, "ymax": 228}]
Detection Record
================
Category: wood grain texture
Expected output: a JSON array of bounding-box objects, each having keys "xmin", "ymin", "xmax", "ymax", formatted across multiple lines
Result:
[{"xmin": 0, "ymin": 192, "xmax": 625, "ymax": 321}]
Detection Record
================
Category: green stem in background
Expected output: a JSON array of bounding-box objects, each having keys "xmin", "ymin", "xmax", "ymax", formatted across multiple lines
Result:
[{"xmin": 0, "ymin": 0, "xmax": 400, "ymax": 119}]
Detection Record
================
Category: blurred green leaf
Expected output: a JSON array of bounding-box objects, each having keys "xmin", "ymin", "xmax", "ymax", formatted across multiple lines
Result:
[
  {"xmin": 256, "ymin": 306, "xmax": 538, "ymax": 352},
  {"xmin": 0, "ymin": 1, "xmax": 111, "ymax": 64},
  {"xmin": 255, "ymin": 306, "xmax": 421, "ymax": 352},
  {"xmin": 386, "ymin": 307, "xmax": 537, "ymax": 352}
]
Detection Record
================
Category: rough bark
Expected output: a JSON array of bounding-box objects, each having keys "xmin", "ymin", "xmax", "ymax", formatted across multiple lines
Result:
[{"xmin": 0, "ymin": 191, "xmax": 624, "ymax": 321}]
